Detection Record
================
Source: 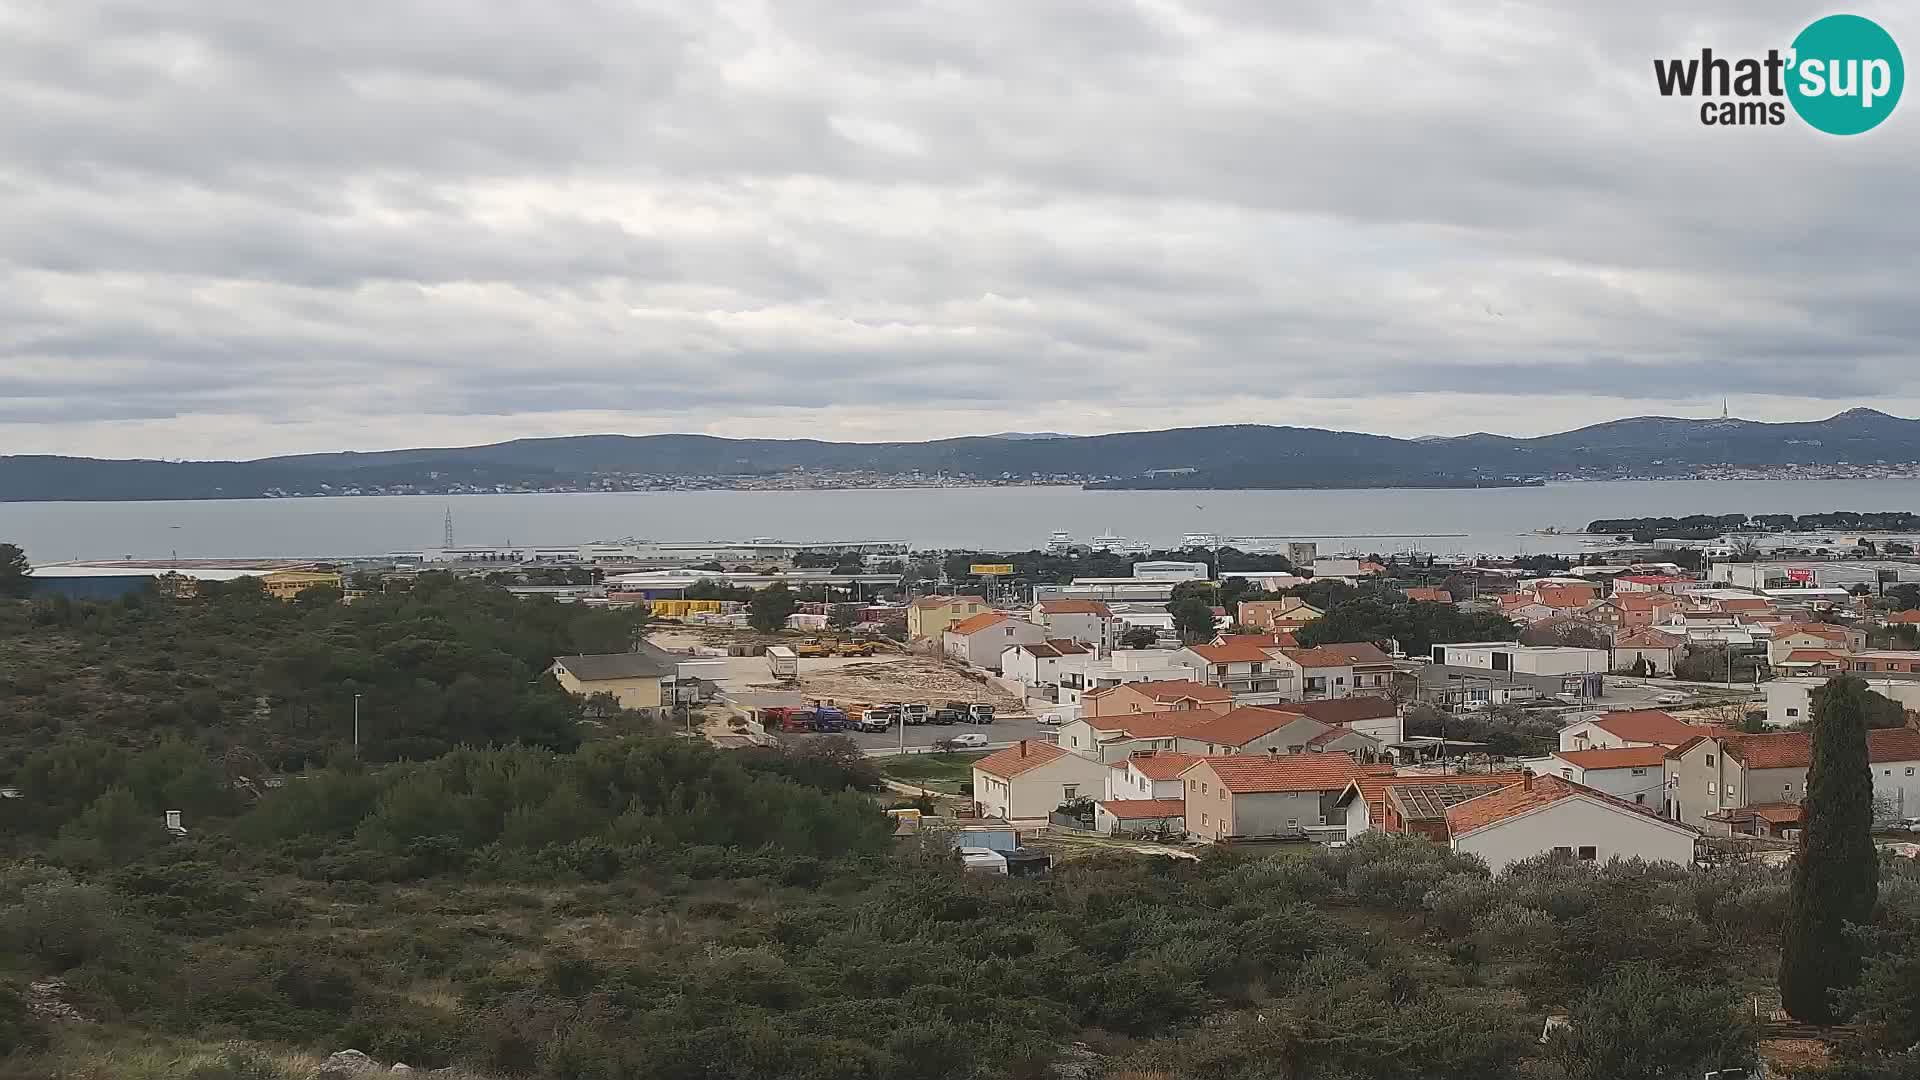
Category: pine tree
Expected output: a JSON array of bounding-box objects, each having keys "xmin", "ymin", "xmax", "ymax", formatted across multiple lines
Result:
[{"xmin": 1779, "ymin": 674, "xmax": 1880, "ymax": 1023}]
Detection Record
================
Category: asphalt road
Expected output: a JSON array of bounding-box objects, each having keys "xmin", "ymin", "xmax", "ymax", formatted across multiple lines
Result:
[{"xmin": 779, "ymin": 715, "xmax": 1058, "ymax": 755}]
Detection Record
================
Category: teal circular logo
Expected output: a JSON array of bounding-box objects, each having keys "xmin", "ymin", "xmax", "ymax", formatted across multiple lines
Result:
[{"xmin": 1787, "ymin": 14, "xmax": 1903, "ymax": 135}]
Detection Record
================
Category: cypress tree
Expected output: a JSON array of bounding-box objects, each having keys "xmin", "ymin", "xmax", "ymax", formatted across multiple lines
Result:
[{"xmin": 1778, "ymin": 674, "xmax": 1880, "ymax": 1023}]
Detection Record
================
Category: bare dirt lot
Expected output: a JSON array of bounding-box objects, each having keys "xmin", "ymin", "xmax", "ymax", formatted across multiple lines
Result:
[{"xmin": 651, "ymin": 625, "xmax": 1027, "ymax": 715}]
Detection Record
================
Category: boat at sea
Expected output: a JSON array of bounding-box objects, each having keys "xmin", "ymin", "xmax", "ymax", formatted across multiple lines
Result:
[
  {"xmin": 1089, "ymin": 532, "xmax": 1150, "ymax": 554},
  {"xmin": 1044, "ymin": 530, "xmax": 1075, "ymax": 553},
  {"xmin": 1180, "ymin": 531, "xmax": 1223, "ymax": 549}
]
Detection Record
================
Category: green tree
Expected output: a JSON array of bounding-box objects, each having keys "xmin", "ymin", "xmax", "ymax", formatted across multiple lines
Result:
[
  {"xmin": 748, "ymin": 581, "xmax": 799, "ymax": 633},
  {"xmin": 50, "ymin": 787, "xmax": 165, "ymax": 868},
  {"xmin": 829, "ymin": 604, "xmax": 860, "ymax": 630},
  {"xmin": 1551, "ymin": 964, "xmax": 1755, "ymax": 1080},
  {"xmin": 1780, "ymin": 675, "xmax": 1881, "ymax": 1023},
  {"xmin": 0, "ymin": 543, "xmax": 30, "ymax": 598},
  {"xmin": 1120, "ymin": 625, "xmax": 1159, "ymax": 649},
  {"xmin": 1170, "ymin": 596, "xmax": 1216, "ymax": 644}
]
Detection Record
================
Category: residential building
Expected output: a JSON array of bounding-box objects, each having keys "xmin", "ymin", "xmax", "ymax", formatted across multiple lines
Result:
[
  {"xmin": 1080, "ymin": 679, "xmax": 1232, "ymax": 720},
  {"xmin": 1335, "ymin": 773, "xmax": 1527, "ymax": 840},
  {"xmin": 1558, "ymin": 709, "xmax": 1714, "ymax": 753},
  {"xmin": 1000, "ymin": 639, "xmax": 1093, "ymax": 687},
  {"xmin": 1211, "ymin": 631, "xmax": 1299, "ymax": 649},
  {"xmin": 1767, "ymin": 675, "xmax": 1920, "ymax": 728},
  {"xmin": 1031, "ymin": 599, "xmax": 1120, "ymax": 649},
  {"xmin": 1431, "ymin": 642, "xmax": 1610, "ymax": 676},
  {"xmin": 1312, "ymin": 557, "xmax": 1364, "ymax": 579},
  {"xmin": 550, "ymin": 649, "xmax": 678, "ymax": 714},
  {"xmin": 1403, "ymin": 587, "xmax": 1454, "ymax": 604},
  {"xmin": 1768, "ymin": 623, "xmax": 1865, "ymax": 665},
  {"xmin": 1057, "ymin": 649, "xmax": 1203, "ymax": 704},
  {"xmin": 971, "ymin": 740, "xmax": 1113, "ymax": 821},
  {"xmin": 907, "ymin": 594, "xmax": 987, "ymax": 639},
  {"xmin": 1284, "ymin": 697, "xmax": 1405, "ymax": 744},
  {"xmin": 1237, "ymin": 598, "xmax": 1324, "ymax": 633},
  {"xmin": 1182, "ymin": 753, "xmax": 1383, "ymax": 842},
  {"xmin": 1777, "ymin": 650, "xmax": 1849, "ymax": 677},
  {"xmin": 1445, "ymin": 775, "xmax": 1699, "ymax": 873},
  {"xmin": 1264, "ymin": 642, "xmax": 1396, "ymax": 700},
  {"xmin": 1059, "ymin": 712, "xmax": 1213, "ymax": 762},
  {"xmin": 1538, "ymin": 746, "xmax": 1669, "ymax": 807},
  {"xmin": 1665, "ymin": 727, "xmax": 1920, "ymax": 830},
  {"xmin": 943, "ymin": 613, "xmax": 1046, "ymax": 671},
  {"xmin": 1612, "ymin": 574, "xmax": 1696, "ymax": 595},
  {"xmin": 1848, "ymin": 650, "xmax": 1920, "ymax": 675},
  {"xmin": 1104, "ymin": 750, "xmax": 1204, "ymax": 801},
  {"xmin": 1882, "ymin": 610, "xmax": 1920, "ymax": 627},
  {"xmin": 1611, "ymin": 627, "xmax": 1686, "ymax": 675},
  {"xmin": 1132, "ymin": 560, "xmax": 1210, "ymax": 582},
  {"xmin": 1179, "ymin": 641, "xmax": 1292, "ymax": 696},
  {"xmin": 1169, "ymin": 707, "xmax": 1349, "ymax": 757},
  {"xmin": 1094, "ymin": 798, "xmax": 1187, "ymax": 836},
  {"xmin": 262, "ymin": 569, "xmax": 344, "ymax": 601}
]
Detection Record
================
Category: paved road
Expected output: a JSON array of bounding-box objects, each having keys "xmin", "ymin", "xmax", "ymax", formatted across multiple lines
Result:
[{"xmin": 779, "ymin": 715, "xmax": 1058, "ymax": 754}]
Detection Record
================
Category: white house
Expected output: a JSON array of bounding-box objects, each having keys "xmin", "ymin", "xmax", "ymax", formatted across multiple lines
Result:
[
  {"xmin": 1767, "ymin": 676, "xmax": 1920, "ymax": 728},
  {"xmin": 943, "ymin": 613, "xmax": 1047, "ymax": 672},
  {"xmin": 999, "ymin": 639, "xmax": 1093, "ymax": 687},
  {"xmin": 1430, "ymin": 642, "xmax": 1609, "ymax": 676},
  {"xmin": 971, "ymin": 740, "xmax": 1113, "ymax": 820},
  {"xmin": 1031, "ymin": 599, "xmax": 1120, "ymax": 650},
  {"xmin": 1057, "ymin": 648, "xmax": 1202, "ymax": 704},
  {"xmin": 1444, "ymin": 775, "xmax": 1699, "ymax": 873},
  {"xmin": 1131, "ymin": 560, "xmax": 1210, "ymax": 582},
  {"xmin": 1557, "ymin": 709, "xmax": 1711, "ymax": 752},
  {"xmin": 1535, "ymin": 746, "xmax": 1669, "ymax": 808},
  {"xmin": 1104, "ymin": 750, "xmax": 1203, "ymax": 802}
]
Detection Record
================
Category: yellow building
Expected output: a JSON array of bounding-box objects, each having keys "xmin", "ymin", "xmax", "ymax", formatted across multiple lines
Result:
[
  {"xmin": 907, "ymin": 594, "xmax": 989, "ymax": 639},
  {"xmin": 262, "ymin": 570, "xmax": 344, "ymax": 601},
  {"xmin": 549, "ymin": 647, "xmax": 679, "ymax": 715}
]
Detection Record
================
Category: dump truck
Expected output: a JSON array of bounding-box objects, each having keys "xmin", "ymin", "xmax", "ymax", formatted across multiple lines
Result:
[
  {"xmin": 837, "ymin": 640, "xmax": 877, "ymax": 657},
  {"xmin": 793, "ymin": 640, "xmax": 832, "ymax": 659},
  {"xmin": 766, "ymin": 646, "xmax": 798, "ymax": 680}
]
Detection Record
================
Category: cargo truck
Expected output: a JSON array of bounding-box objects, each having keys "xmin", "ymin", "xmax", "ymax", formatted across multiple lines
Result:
[{"xmin": 766, "ymin": 646, "xmax": 798, "ymax": 680}]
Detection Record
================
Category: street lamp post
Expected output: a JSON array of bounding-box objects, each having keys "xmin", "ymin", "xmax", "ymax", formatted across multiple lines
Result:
[{"xmin": 352, "ymin": 693, "xmax": 362, "ymax": 756}]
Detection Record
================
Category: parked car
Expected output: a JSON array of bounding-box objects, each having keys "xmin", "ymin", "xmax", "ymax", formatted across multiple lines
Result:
[
  {"xmin": 931, "ymin": 707, "xmax": 966, "ymax": 725},
  {"xmin": 1902, "ymin": 817, "xmax": 1920, "ymax": 832},
  {"xmin": 968, "ymin": 703, "xmax": 996, "ymax": 724},
  {"xmin": 949, "ymin": 733, "xmax": 989, "ymax": 749},
  {"xmin": 1655, "ymin": 693, "xmax": 1687, "ymax": 705},
  {"xmin": 1037, "ymin": 711, "xmax": 1068, "ymax": 726}
]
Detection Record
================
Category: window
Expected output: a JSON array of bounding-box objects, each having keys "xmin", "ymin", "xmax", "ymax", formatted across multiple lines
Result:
[
  {"xmin": 1908, "ymin": 768, "xmax": 1916, "ymax": 776},
  {"xmin": 1787, "ymin": 707, "xmax": 1800, "ymax": 717},
  {"xmin": 1631, "ymin": 768, "xmax": 1647, "ymax": 776},
  {"xmin": 1552, "ymin": 845, "xmax": 1573, "ymax": 857},
  {"xmin": 1063, "ymin": 786, "xmax": 1077, "ymax": 800},
  {"xmin": 1335, "ymin": 677, "xmax": 1345, "ymax": 685},
  {"xmin": 1635, "ymin": 794, "xmax": 1646, "ymax": 805},
  {"xmin": 1708, "ymin": 782, "xmax": 1717, "ymax": 794},
  {"xmin": 1578, "ymin": 846, "xmax": 1598, "ymax": 861},
  {"xmin": 1706, "ymin": 754, "xmax": 1715, "ymax": 766},
  {"xmin": 1560, "ymin": 768, "xmax": 1573, "ymax": 779},
  {"xmin": 1727, "ymin": 785, "xmax": 1736, "ymax": 798},
  {"xmin": 1201, "ymin": 782, "xmax": 1209, "ymax": 795}
]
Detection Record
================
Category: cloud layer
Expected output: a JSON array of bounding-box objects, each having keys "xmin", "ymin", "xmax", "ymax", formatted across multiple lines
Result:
[{"xmin": 2, "ymin": 0, "xmax": 1916, "ymax": 457}]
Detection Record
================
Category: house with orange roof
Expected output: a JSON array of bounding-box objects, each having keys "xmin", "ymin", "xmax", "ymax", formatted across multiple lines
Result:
[
  {"xmin": 1766, "ymin": 622, "xmax": 1862, "ymax": 665},
  {"xmin": 1585, "ymin": 591, "xmax": 1683, "ymax": 632},
  {"xmin": 1093, "ymin": 797, "xmax": 1188, "ymax": 837},
  {"xmin": 1000, "ymin": 639, "xmax": 1094, "ymax": 687},
  {"xmin": 1539, "ymin": 746, "xmax": 1669, "ymax": 807},
  {"xmin": 1613, "ymin": 574, "xmax": 1696, "ymax": 595},
  {"xmin": 942, "ymin": 612, "xmax": 1046, "ymax": 671},
  {"xmin": 1080, "ymin": 679, "xmax": 1231, "ymax": 720},
  {"xmin": 907, "ymin": 594, "xmax": 987, "ymax": 639},
  {"xmin": 1211, "ymin": 631, "xmax": 1300, "ymax": 649},
  {"xmin": 1176, "ymin": 640, "xmax": 1295, "ymax": 697},
  {"xmin": 1267, "ymin": 642, "xmax": 1397, "ymax": 700},
  {"xmin": 1610, "ymin": 627, "xmax": 1686, "ymax": 676},
  {"xmin": 1776, "ymin": 649, "xmax": 1848, "ymax": 676},
  {"xmin": 1882, "ymin": 609, "xmax": 1920, "ymax": 626},
  {"xmin": 1104, "ymin": 749, "xmax": 1204, "ymax": 802},
  {"xmin": 1171, "ymin": 706, "xmax": 1383, "ymax": 760},
  {"xmin": 1403, "ymin": 587, "xmax": 1454, "ymax": 604},
  {"xmin": 1181, "ymin": 753, "xmax": 1392, "ymax": 842},
  {"xmin": 1846, "ymin": 650, "xmax": 1920, "ymax": 675},
  {"xmin": 1443, "ymin": 774, "xmax": 1698, "ymax": 873},
  {"xmin": 971, "ymin": 740, "xmax": 1112, "ymax": 821},
  {"xmin": 1030, "ymin": 599, "xmax": 1119, "ymax": 650},
  {"xmin": 1665, "ymin": 726, "xmax": 1920, "ymax": 830},
  {"xmin": 1236, "ymin": 598, "xmax": 1323, "ymax": 634},
  {"xmin": 1333, "ymin": 772, "xmax": 1529, "ymax": 840},
  {"xmin": 1556, "ymin": 709, "xmax": 1716, "ymax": 753}
]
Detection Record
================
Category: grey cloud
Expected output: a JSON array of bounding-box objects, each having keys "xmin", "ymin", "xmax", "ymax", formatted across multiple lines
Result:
[{"xmin": 0, "ymin": 0, "xmax": 1915, "ymax": 453}]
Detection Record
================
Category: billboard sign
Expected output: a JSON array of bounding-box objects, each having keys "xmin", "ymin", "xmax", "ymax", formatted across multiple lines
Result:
[
  {"xmin": 970, "ymin": 563, "xmax": 1014, "ymax": 576},
  {"xmin": 1787, "ymin": 568, "xmax": 1815, "ymax": 583}
]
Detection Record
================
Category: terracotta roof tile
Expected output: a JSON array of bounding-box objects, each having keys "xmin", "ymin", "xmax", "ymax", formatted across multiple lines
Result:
[
  {"xmin": 1189, "ymin": 642, "xmax": 1278, "ymax": 664},
  {"xmin": 1038, "ymin": 599, "xmax": 1113, "ymax": 616},
  {"xmin": 1287, "ymin": 696, "xmax": 1397, "ymax": 725},
  {"xmin": 1282, "ymin": 642, "xmax": 1393, "ymax": 668},
  {"xmin": 1185, "ymin": 707, "xmax": 1311, "ymax": 748},
  {"xmin": 1093, "ymin": 713, "xmax": 1215, "ymax": 739},
  {"xmin": 1614, "ymin": 627, "xmax": 1685, "ymax": 648},
  {"xmin": 1444, "ymin": 774, "xmax": 1689, "ymax": 838},
  {"xmin": 1553, "ymin": 746, "xmax": 1669, "ymax": 770},
  {"xmin": 1781, "ymin": 649, "xmax": 1848, "ymax": 665},
  {"xmin": 1090, "ymin": 679, "xmax": 1231, "ymax": 704},
  {"xmin": 1404, "ymin": 587, "xmax": 1454, "ymax": 603},
  {"xmin": 1338, "ymin": 772, "xmax": 1525, "ymax": 830},
  {"xmin": 1014, "ymin": 639, "xmax": 1092, "ymax": 659},
  {"xmin": 1886, "ymin": 610, "xmax": 1920, "ymax": 624},
  {"xmin": 1123, "ymin": 750, "xmax": 1205, "ymax": 780},
  {"xmin": 1710, "ymin": 727, "xmax": 1920, "ymax": 770},
  {"xmin": 1590, "ymin": 710, "xmax": 1712, "ymax": 747},
  {"xmin": 1191, "ymin": 753, "xmax": 1374, "ymax": 794},
  {"xmin": 1097, "ymin": 797, "xmax": 1187, "ymax": 820},
  {"xmin": 947, "ymin": 612, "xmax": 1009, "ymax": 635},
  {"xmin": 1215, "ymin": 632, "xmax": 1300, "ymax": 649},
  {"xmin": 973, "ymin": 740, "xmax": 1071, "ymax": 779}
]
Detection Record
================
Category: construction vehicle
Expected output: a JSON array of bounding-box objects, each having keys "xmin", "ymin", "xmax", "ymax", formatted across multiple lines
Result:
[
  {"xmin": 901, "ymin": 703, "xmax": 929, "ymax": 726},
  {"xmin": 812, "ymin": 705, "xmax": 850, "ymax": 732},
  {"xmin": 763, "ymin": 706, "xmax": 815, "ymax": 733},
  {"xmin": 931, "ymin": 707, "xmax": 965, "ymax": 725},
  {"xmin": 837, "ymin": 640, "xmax": 877, "ymax": 657},
  {"xmin": 967, "ymin": 704, "xmax": 996, "ymax": 724},
  {"xmin": 793, "ymin": 640, "xmax": 833, "ymax": 658}
]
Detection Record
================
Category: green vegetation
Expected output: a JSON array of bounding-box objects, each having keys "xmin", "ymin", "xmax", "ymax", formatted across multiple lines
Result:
[
  {"xmin": 1296, "ymin": 593, "xmax": 1517, "ymax": 656},
  {"xmin": 10, "ymin": 577, "xmax": 1920, "ymax": 1078},
  {"xmin": 1781, "ymin": 675, "xmax": 1881, "ymax": 1024},
  {"xmin": 1586, "ymin": 511, "xmax": 1920, "ymax": 536},
  {"xmin": 747, "ymin": 580, "xmax": 799, "ymax": 632},
  {"xmin": 0, "ymin": 544, "xmax": 27, "ymax": 599},
  {"xmin": 878, "ymin": 752, "xmax": 988, "ymax": 793}
]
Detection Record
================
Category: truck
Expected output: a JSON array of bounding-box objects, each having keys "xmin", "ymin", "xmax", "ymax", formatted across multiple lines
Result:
[
  {"xmin": 793, "ymin": 640, "xmax": 832, "ymax": 658},
  {"xmin": 838, "ymin": 640, "xmax": 877, "ymax": 657},
  {"xmin": 764, "ymin": 706, "xmax": 815, "ymax": 733},
  {"xmin": 901, "ymin": 703, "xmax": 929, "ymax": 726},
  {"xmin": 766, "ymin": 646, "xmax": 798, "ymax": 680},
  {"xmin": 811, "ymin": 705, "xmax": 849, "ymax": 733},
  {"xmin": 967, "ymin": 703, "xmax": 996, "ymax": 725}
]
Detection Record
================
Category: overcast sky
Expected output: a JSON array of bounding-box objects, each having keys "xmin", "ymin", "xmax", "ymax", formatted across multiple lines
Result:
[{"xmin": 2, "ymin": 0, "xmax": 1916, "ymax": 459}]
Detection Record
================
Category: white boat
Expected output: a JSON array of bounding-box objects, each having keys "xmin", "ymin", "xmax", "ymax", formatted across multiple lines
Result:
[
  {"xmin": 1180, "ymin": 532, "xmax": 1223, "ymax": 549},
  {"xmin": 1044, "ymin": 530, "xmax": 1075, "ymax": 552},
  {"xmin": 1090, "ymin": 532, "xmax": 1150, "ymax": 554}
]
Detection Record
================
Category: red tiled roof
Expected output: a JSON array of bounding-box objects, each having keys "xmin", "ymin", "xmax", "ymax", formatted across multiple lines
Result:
[
  {"xmin": 1537, "ymin": 585, "xmax": 1599, "ymax": 608},
  {"xmin": 1775, "ymin": 623, "xmax": 1850, "ymax": 641},
  {"xmin": 1185, "ymin": 706, "xmax": 1311, "ymax": 748},
  {"xmin": 1215, "ymin": 632, "xmax": 1298, "ymax": 649},
  {"xmin": 1675, "ymin": 728, "xmax": 1920, "ymax": 771},
  {"xmin": 1781, "ymin": 650, "xmax": 1848, "ymax": 665},
  {"xmin": 1097, "ymin": 797, "xmax": 1187, "ymax": 820},
  {"xmin": 1553, "ymin": 746, "xmax": 1669, "ymax": 770},
  {"xmin": 1589, "ymin": 710, "xmax": 1711, "ymax": 747},
  {"xmin": 1038, "ymin": 599, "xmax": 1113, "ymax": 616},
  {"xmin": 1286, "ymin": 696, "xmax": 1398, "ymax": 725},
  {"xmin": 1616, "ymin": 593, "xmax": 1681, "ymax": 610},
  {"xmin": 1338, "ymin": 771, "xmax": 1524, "ymax": 828},
  {"xmin": 1404, "ymin": 587, "xmax": 1454, "ymax": 603},
  {"xmin": 1307, "ymin": 726, "xmax": 1373, "ymax": 747},
  {"xmin": 1886, "ymin": 610, "xmax": 1920, "ymax": 625},
  {"xmin": 1094, "ymin": 713, "xmax": 1215, "ymax": 739},
  {"xmin": 1614, "ymin": 627, "xmax": 1685, "ymax": 648},
  {"xmin": 947, "ymin": 612, "xmax": 1008, "ymax": 635},
  {"xmin": 1282, "ymin": 643, "xmax": 1393, "ymax": 668},
  {"xmin": 1719, "ymin": 597, "xmax": 1775, "ymax": 611},
  {"xmin": 973, "ymin": 740, "xmax": 1071, "ymax": 779},
  {"xmin": 1188, "ymin": 642, "xmax": 1278, "ymax": 664},
  {"xmin": 1123, "ymin": 750, "xmax": 1205, "ymax": 780},
  {"xmin": 1192, "ymin": 752, "xmax": 1375, "ymax": 794},
  {"xmin": 1090, "ymin": 679, "xmax": 1232, "ymax": 704},
  {"xmin": 1707, "ymin": 802, "xmax": 1803, "ymax": 825},
  {"xmin": 1444, "ymin": 774, "xmax": 1692, "ymax": 838}
]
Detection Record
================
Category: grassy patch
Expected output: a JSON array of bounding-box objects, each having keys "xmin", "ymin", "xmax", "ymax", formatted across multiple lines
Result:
[{"xmin": 878, "ymin": 751, "xmax": 988, "ymax": 791}]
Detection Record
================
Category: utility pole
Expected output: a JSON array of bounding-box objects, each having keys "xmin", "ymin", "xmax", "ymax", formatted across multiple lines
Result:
[{"xmin": 352, "ymin": 693, "xmax": 362, "ymax": 755}]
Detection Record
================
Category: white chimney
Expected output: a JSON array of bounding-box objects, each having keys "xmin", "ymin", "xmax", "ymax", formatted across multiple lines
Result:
[{"xmin": 164, "ymin": 810, "xmax": 184, "ymax": 831}]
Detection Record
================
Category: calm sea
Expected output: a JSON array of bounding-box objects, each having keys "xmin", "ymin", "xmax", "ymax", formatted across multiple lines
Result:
[{"xmin": 6, "ymin": 479, "xmax": 1920, "ymax": 563}]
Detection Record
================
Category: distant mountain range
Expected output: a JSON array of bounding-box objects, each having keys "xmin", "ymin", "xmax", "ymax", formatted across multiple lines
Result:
[{"xmin": 6, "ymin": 409, "xmax": 1920, "ymax": 501}]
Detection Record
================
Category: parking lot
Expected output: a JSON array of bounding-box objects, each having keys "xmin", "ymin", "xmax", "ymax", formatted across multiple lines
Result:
[{"xmin": 782, "ymin": 714, "xmax": 1058, "ymax": 755}]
